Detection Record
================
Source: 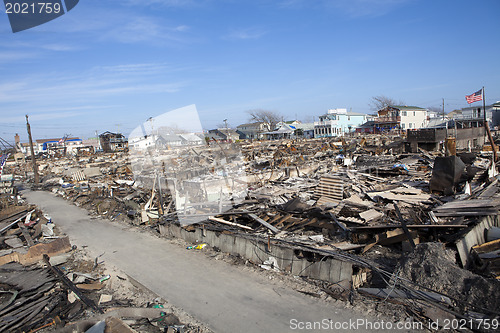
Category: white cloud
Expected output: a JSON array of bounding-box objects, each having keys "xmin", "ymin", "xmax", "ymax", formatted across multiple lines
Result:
[
  {"xmin": 2, "ymin": 111, "xmax": 85, "ymax": 123},
  {"xmin": 0, "ymin": 51, "xmax": 38, "ymax": 63},
  {"xmin": 0, "ymin": 63, "xmax": 188, "ymax": 124},
  {"xmin": 41, "ymin": 44, "xmax": 80, "ymax": 51},
  {"xmin": 99, "ymin": 16, "xmax": 190, "ymax": 45},
  {"xmin": 225, "ymin": 27, "xmax": 267, "ymax": 40}
]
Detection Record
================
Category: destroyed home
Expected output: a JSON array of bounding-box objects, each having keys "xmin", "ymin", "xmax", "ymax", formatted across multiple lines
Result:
[
  {"xmin": 3, "ymin": 1, "xmax": 500, "ymax": 332},
  {"xmin": 4, "ymin": 109, "xmax": 500, "ymax": 331},
  {"xmin": 407, "ymin": 119, "xmax": 486, "ymax": 152},
  {"xmin": 99, "ymin": 131, "xmax": 128, "ymax": 153}
]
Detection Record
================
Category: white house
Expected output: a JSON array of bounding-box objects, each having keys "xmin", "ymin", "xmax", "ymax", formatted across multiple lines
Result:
[
  {"xmin": 236, "ymin": 122, "xmax": 269, "ymax": 140},
  {"xmin": 375, "ymin": 105, "xmax": 428, "ymax": 132},
  {"xmin": 128, "ymin": 134, "xmax": 157, "ymax": 150},
  {"xmin": 458, "ymin": 102, "xmax": 500, "ymax": 128},
  {"xmin": 314, "ymin": 108, "xmax": 367, "ymax": 137},
  {"xmin": 178, "ymin": 133, "xmax": 203, "ymax": 146}
]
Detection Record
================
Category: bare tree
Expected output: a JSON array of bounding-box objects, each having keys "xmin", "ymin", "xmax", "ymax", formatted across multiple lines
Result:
[
  {"xmin": 246, "ymin": 109, "xmax": 282, "ymax": 131},
  {"xmin": 369, "ymin": 95, "xmax": 405, "ymax": 111}
]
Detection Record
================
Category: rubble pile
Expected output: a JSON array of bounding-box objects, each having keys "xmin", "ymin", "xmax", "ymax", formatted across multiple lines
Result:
[
  {"xmin": 0, "ymin": 192, "xmax": 209, "ymax": 332},
  {"xmin": 4, "ymin": 134, "xmax": 500, "ymax": 329},
  {"xmin": 399, "ymin": 242, "xmax": 500, "ymax": 314}
]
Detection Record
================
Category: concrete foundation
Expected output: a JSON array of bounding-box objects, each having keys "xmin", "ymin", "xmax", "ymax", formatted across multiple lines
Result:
[{"xmin": 159, "ymin": 223, "xmax": 353, "ymax": 284}]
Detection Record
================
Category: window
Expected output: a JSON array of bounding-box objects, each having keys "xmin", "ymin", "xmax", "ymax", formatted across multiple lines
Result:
[
  {"xmin": 409, "ymin": 123, "xmax": 413, "ymax": 129},
  {"xmin": 401, "ymin": 111, "xmax": 407, "ymax": 116},
  {"xmin": 347, "ymin": 116, "xmax": 350, "ymax": 121},
  {"xmin": 413, "ymin": 111, "xmax": 416, "ymax": 116},
  {"xmin": 401, "ymin": 123, "xmax": 405, "ymax": 129}
]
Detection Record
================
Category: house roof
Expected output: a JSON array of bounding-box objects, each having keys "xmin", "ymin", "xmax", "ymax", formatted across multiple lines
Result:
[
  {"xmin": 264, "ymin": 126, "xmax": 294, "ymax": 135},
  {"xmin": 389, "ymin": 105, "xmax": 427, "ymax": 111},
  {"xmin": 99, "ymin": 131, "xmax": 124, "ymax": 137},
  {"xmin": 158, "ymin": 133, "xmax": 182, "ymax": 142},
  {"xmin": 426, "ymin": 118, "xmax": 449, "ymax": 128},
  {"xmin": 358, "ymin": 121, "xmax": 376, "ymax": 128},
  {"xmin": 295, "ymin": 123, "xmax": 315, "ymax": 130},
  {"xmin": 217, "ymin": 129, "xmax": 239, "ymax": 135},
  {"xmin": 320, "ymin": 112, "xmax": 367, "ymax": 117},
  {"xmin": 237, "ymin": 122, "xmax": 264, "ymax": 128},
  {"xmin": 179, "ymin": 133, "xmax": 202, "ymax": 142},
  {"xmin": 35, "ymin": 137, "xmax": 79, "ymax": 143}
]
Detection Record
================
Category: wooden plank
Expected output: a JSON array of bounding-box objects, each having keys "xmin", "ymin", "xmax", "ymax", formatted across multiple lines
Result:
[
  {"xmin": 267, "ymin": 214, "xmax": 283, "ymax": 225},
  {"xmin": 316, "ymin": 196, "xmax": 341, "ymax": 206},
  {"xmin": 208, "ymin": 216, "xmax": 253, "ymax": 230},
  {"xmin": 434, "ymin": 211, "xmax": 498, "ymax": 217},
  {"xmin": 376, "ymin": 228, "xmax": 418, "ymax": 246},
  {"xmin": 455, "ymin": 216, "xmax": 499, "ymax": 267},
  {"xmin": 275, "ymin": 214, "xmax": 293, "ymax": 227},
  {"xmin": 352, "ymin": 224, "xmax": 467, "ymax": 230},
  {"xmin": 0, "ymin": 209, "xmax": 35, "ymax": 235},
  {"xmin": 43, "ymin": 254, "xmax": 103, "ymax": 314},
  {"xmin": 359, "ymin": 209, "xmax": 383, "ymax": 222},
  {"xmin": 0, "ymin": 236, "xmax": 72, "ymax": 266},
  {"xmin": 17, "ymin": 222, "xmax": 35, "ymax": 247},
  {"xmin": 285, "ymin": 217, "xmax": 318, "ymax": 232},
  {"xmin": 472, "ymin": 238, "xmax": 500, "ymax": 254},
  {"xmin": 105, "ymin": 317, "xmax": 138, "ymax": 333},
  {"xmin": 76, "ymin": 282, "xmax": 104, "ymax": 290},
  {"xmin": 248, "ymin": 213, "xmax": 280, "ymax": 234}
]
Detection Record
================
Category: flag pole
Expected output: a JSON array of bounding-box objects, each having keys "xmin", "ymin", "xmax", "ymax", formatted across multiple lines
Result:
[
  {"xmin": 483, "ymin": 86, "xmax": 486, "ymax": 123},
  {"xmin": 482, "ymin": 86, "xmax": 497, "ymax": 162}
]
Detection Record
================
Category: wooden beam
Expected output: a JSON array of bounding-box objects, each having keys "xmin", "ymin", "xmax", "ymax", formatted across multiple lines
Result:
[
  {"xmin": 394, "ymin": 203, "xmax": 416, "ymax": 249},
  {"xmin": 247, "ymin": 213, "xmax": 280, "ymax": 234},
  {"xmin": 17, "ymin": 222, "xmax": 35, "ymax": 247},
  {"xmin": 208, "ymin": 216, "xmax": 253, "ymax": 230}
]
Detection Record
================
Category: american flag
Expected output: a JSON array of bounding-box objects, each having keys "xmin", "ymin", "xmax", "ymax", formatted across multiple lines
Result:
[{"xmin": 465, "ymin": 89, "xmax": 483, "ymax": 104}]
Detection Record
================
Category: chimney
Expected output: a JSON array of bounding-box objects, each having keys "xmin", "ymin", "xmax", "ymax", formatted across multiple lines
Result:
[{"xmin": 14, "ymin": 133, "xmax": 21, "ymax": 151}]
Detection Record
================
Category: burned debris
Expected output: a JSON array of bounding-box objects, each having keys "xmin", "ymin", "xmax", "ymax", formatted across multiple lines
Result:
[
  {"xmin": 2, "ymin": 128, "xmax": 500, "ymax": 331},
  {"xmin": 0, "ymin": 191, "xmax": 209, "ymax": 332}
]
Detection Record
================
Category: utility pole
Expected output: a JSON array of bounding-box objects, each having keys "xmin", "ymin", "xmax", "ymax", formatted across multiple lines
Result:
[
  {"xmin": 25, "ymin": 115, "xmax": 39, "ymax": 184},
  {"xmin": 223, "ymin": 119, "xmax": 229, "ymax": 141},
  {"xmin": 442, "ymin": 98, "xmax": 445, "ymax": 120}
]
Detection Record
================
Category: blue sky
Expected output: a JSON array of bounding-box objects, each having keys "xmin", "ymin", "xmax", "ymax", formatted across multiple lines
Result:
[{"xmin": 1, "ymin": 0, "xmax": 499, "ymax": 142}]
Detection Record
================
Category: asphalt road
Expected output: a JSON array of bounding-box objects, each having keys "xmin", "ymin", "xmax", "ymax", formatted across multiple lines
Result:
[{"xmin": 23, "ymin": 189, "xmax": 384, "ymax": 333}]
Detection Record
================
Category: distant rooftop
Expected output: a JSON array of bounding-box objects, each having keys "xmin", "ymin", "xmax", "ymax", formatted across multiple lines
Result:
[{"xmin": 389, "ymin": 105, "xmax": 427, "ymax": 111}]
